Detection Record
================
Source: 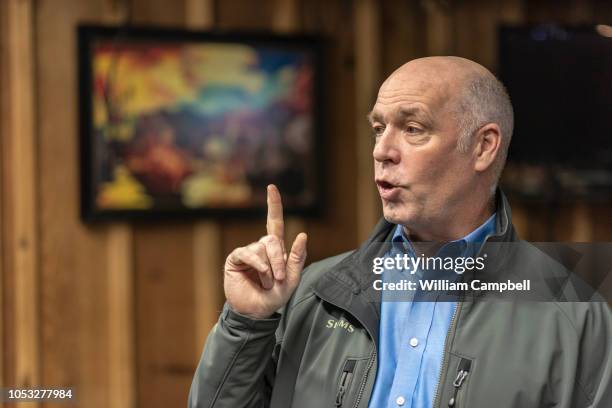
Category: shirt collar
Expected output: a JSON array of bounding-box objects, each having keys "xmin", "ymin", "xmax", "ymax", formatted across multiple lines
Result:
[{"xmin": 392, "ymin": 213, "xmax": 497, "ymax": 254}]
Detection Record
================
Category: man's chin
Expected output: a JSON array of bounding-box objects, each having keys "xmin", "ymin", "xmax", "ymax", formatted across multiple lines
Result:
[{"xmin": 381, "ymin": 205, "xmax": 415, "ymax": 226}]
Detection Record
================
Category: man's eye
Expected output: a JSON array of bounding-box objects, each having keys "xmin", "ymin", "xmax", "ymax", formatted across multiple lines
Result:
[
  {"xmin": 406, "ymin": 126, "xmax": 422, "ymax": 134},
  {"xmin": 372, "ymin": 126, "xmax": 385, "ymax": 136}
]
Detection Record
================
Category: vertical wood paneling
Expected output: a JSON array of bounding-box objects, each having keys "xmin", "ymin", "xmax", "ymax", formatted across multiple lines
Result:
[
  {"xmin": 130, "ymin": 0, "xmax": 186, "ymax": 26},
  {"xmin": 273, "ymin": 0, "xmax": 299, "ymax": 31},
  {"xmin": 192, "ymin": 222, "xmax": 223, "ymax": 351},
  {"xmin": 185, "ymin": 0, "xmax": 215, "ymax": 27},
  {"xmin": 380, "ymin": 0, "xmax": 428, "ymax": 77},
  {"xmin": 36, "ymin": 1, "xmax": 112, "ymax": 408},
  {"xmin": 0, "ymin": 2, "xmax": 12, "ymax": 384},
  {"xmin": 424, "ymin": 0, "xmax": 454, "ymax": 55},
  {"xmin": 354, "ymin": 0, "xmax": 382, "ymax": 241},
  {"xmin": 217, "ymin": 0, "xmax": 277, "ymax": 30},
  {"xmin": 593, "ymin": 203, "xmax": 612, "ymax": 241},
  {"xmin": 0, "ymin": 0, "xmax": 6, "ymax": 388},
  {"xmin": 508, "ymin": 201, "xmax": 530, "ymax": 238},
  {"xmin": 454, "ymin": 1, "xmax": 499, "ymax": 69},
  {"xmin": 570, "ymin": 203, "xmax": 594, "ymax": 241},
  {"xmin": 108, "ymin": 225, "xmax": 135, "ymax": 408},
  {"xmin": 6, "ymin": 3, "xmax": 40, "ymax": 405},
  {"xmin": 135, "ymin": 225, "xmax": 195, "ymax": 408}
]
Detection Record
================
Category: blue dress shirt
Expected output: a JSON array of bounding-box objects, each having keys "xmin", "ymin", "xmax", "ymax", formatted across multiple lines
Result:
[{"xmin": 368, "ymin": 214, "xmax": 497, "ymax": 408}]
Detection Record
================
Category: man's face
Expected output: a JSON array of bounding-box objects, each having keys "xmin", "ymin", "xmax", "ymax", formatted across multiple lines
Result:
[{"xmin": 369, "ymin": 68, "xmax": 475, "ymax": 238}]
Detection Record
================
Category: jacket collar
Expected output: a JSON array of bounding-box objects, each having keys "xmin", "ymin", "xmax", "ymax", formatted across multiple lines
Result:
[{"xmin": 313, "ymin": 188, "xmax": 517, "ymax": 347}]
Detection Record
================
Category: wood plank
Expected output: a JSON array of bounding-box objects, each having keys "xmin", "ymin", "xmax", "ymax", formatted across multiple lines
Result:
[
  {"xmin": 593, "ymin": 202, "xmax": 612, "ymax": 241},
  {"xmin": 380, "ymin": 0, "xmax": 427, "ymax": 76},
  {"xmin": 6, "ymin": 3, "xmax": 40, "ymax": 406},
  {"xmin": 0, "ymin": 0, "xmax": 7, "ymax": 389},
  {"xmin": 570, "ymin": 202, "xmax": 594, "ymax": 242},
  {"xmin": 192, "ymin": 222, "xmax": 223, "ymax": 351},
  {"xmin": 185, "ymin": 0, "xmax": 214, "ymax": 28},
  {"xmin": 36, "ymin": 1, "xmax": 111, "ymax": 407},
  {"xmin": 424, "ymin": 0, "xmax": 454, "ymax": 56},
  {"xmin": 273, "ymin": 0, "xmax": 298, "ymax": 32},
  {"xmin": 107, "ymin": 225, "xmax": 135, "ymax": 408},
  {"xmin": 217, "ymin": 0, "xmax": 277, "ymax": 30},
  {"xmin": 134, "ymin": 224, "xmax": 196, "ymax": 408},
  {"xmin": 354, "ymin": 0, "xmax": 382, "ymax": 241},
  {"xmin": 507, "ymin": 201, "xmax": 530, "ymax": 239},
  {"xmin": 454, "ymin": 1, "xmax": 498, "ymax": 69},
  {"xmin": 130, "ymin": 0, "xmax": 186, "ymax": 26}
]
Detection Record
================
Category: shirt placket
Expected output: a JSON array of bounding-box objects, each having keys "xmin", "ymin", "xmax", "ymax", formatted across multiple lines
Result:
[{"xmin": 385, "ymin": 241, "xmax": 437, "ymax": 408}]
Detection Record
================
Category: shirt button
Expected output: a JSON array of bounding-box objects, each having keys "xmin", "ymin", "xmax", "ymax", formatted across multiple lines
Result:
[
  {"xmin": 409, "ymin": 337, "xmax": 419, "ymax": 347},
  {"xmin": 396, "ymin": 396, "xmax": 406, "ymax": 406}
]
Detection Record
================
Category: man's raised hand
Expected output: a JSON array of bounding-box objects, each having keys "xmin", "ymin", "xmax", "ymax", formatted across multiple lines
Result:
[{"xmin": 224, "ymin": 185, "xmax": 308, "ymax": 319}]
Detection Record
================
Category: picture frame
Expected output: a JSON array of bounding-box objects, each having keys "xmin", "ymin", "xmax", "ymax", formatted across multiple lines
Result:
[{"xmin": 78, "ymin": 24, "xmax": 325, "ymax": 222}]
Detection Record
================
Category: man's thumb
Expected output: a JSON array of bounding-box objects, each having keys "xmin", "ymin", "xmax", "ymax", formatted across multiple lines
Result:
[{"xmin": 286, "ymin": 232, "xmax": 308, "ymax": 283}]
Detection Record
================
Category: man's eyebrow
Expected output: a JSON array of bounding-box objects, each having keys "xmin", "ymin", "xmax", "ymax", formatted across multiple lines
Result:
[
  {"xmin": 366, "ymin": 107, "xmax": 432, "ymax": 125},
  {"xmin": 366, "ymin": 110, "xmax": 381, "ymax": 125}
]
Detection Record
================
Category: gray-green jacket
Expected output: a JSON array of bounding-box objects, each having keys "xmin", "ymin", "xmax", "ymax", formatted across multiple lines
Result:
[{"xmin": 189, "ymin": 193, "xmax": 612, "ymax": 407}]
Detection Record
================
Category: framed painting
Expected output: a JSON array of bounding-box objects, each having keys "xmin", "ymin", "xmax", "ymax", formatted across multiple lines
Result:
[{"xmin": 78, "ymin": 25, "xmax": 324, "ymax": 221}]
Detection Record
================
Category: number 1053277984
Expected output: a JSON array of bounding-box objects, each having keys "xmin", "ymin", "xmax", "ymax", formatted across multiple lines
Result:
[{"xmin": 2, "ymin": 387, "xmax": 75, "ymax": 402}]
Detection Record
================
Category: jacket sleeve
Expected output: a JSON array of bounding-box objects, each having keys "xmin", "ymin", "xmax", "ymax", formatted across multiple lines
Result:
[
  {"xmin": 188, "ymin": 303, "xmax": 281, "ymax": 408},
  {"xmin": 578, "ymin": 301, "xmax": 612, "ymax": 407}
]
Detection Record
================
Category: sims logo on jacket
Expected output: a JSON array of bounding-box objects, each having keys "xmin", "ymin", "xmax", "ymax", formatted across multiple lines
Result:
[{"xmin": 326, "ymin": 319, "xmax": 355, "ymax": 333}]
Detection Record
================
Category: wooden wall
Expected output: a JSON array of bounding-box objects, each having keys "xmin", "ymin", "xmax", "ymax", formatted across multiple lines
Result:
[{"xmin": 1, "ymin": 1, "xmax": 611, "ymax": 407}]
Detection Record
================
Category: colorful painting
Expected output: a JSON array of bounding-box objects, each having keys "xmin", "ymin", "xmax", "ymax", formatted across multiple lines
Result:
[{"xmin": 79, "ymin": 26, "xmax": 323, "ymax": 220}]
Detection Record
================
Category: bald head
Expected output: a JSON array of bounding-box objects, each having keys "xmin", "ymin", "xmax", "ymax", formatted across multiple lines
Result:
[
  {"xmin": 370, "ymin": 56, "xmax": 513, "ymax": 239},
  {"xmin": 384, "ymin": 56, "xmax": 493, "ymax": 89},
  {"xmin": 381, "ymin": 56, "xmax": 514, "ymax": 184}
]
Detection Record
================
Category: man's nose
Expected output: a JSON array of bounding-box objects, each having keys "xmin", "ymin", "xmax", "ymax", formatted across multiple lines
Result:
[{"xmin": 372, "ymin": 130, "xmax": 401, "ymax": 164}]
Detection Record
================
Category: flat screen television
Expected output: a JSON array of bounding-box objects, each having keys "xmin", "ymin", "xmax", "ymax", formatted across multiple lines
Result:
[{"xmin": 499, "ymin": 24, "xmax": 612, "ymax": 200}]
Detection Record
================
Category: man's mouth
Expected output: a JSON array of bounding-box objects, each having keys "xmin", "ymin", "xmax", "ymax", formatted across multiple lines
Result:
[{"xmin": 375, "ymin": 179, "xmax": 402, "ymax": 200}]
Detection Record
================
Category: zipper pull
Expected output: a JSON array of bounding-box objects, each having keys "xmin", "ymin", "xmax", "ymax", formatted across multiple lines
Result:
[
  {"xmin": 448, "ymin": 358, "xmax": 471, "ymax": 407},
  {"xmin": 335, "ymin": 359, "xmax": 356, "ymax": 407}
]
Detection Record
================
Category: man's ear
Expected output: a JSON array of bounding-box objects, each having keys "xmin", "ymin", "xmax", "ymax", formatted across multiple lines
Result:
[{"xmin": 472, "ymin": 123, "xmax": 501, "ymax": 172}]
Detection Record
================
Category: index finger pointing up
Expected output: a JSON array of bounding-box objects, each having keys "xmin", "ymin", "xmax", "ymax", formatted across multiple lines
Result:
[{"xmin": 266, "ymin": 184, "xmax": 285, "ymax": 240}]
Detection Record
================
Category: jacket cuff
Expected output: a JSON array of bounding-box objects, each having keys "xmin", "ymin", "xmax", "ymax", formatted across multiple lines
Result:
[{"xmin": 222, "ymin": 304, "xmax": 281, "ymax": 331}]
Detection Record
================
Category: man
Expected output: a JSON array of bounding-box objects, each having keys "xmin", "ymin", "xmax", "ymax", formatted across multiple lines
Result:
[{"xmin": 189, "ymin": 57, "xmax": 612, "ymax": 407}]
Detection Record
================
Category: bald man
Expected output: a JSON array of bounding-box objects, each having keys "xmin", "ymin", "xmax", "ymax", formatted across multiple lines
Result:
[{"xmin": 189, "ymin": 57, "xmax": 612, "ymax": 408}]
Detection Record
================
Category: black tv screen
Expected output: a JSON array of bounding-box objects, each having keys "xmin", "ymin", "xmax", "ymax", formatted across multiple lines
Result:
[{"xmin": 499, "ymin": 24, "xmax": 612, "ymax": 199}]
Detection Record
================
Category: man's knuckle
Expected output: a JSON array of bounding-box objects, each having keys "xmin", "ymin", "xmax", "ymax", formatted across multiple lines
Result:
[
  {"xmin": 260, "ymin": 234, "xmax": 276, "ymax": 244},
  {"xmin": 289, "ymin": 252, "xmax": 302, "ymax": 263}
]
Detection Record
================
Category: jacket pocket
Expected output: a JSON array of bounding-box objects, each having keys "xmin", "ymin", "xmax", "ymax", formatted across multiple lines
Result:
[
  {"xmin": 335, "ymin": 359, "xmax": 357, "ymax": 407},
  {"xmin": 448, "ymin": 357, "xmax": 471, "ymax": 408}
]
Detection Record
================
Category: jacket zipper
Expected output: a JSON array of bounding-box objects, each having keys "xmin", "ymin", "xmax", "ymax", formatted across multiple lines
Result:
[
  {"xmin": 352, "ymin": 350, "xmax": 375, "ymax": 408},
  {"xmin": 432, "ymin": 300, "xmax": 463, "ymax": 408},
  {"xmin": 336, "ymin": 359, "xmax": 357, "ymax": 407},
  {"xmin": 447, "ymin": 358, "xmax": 471, "ymax": 407},
  {"xmin": 313, "ymin": 292, "xmax": 378, "ymax": 408}
]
